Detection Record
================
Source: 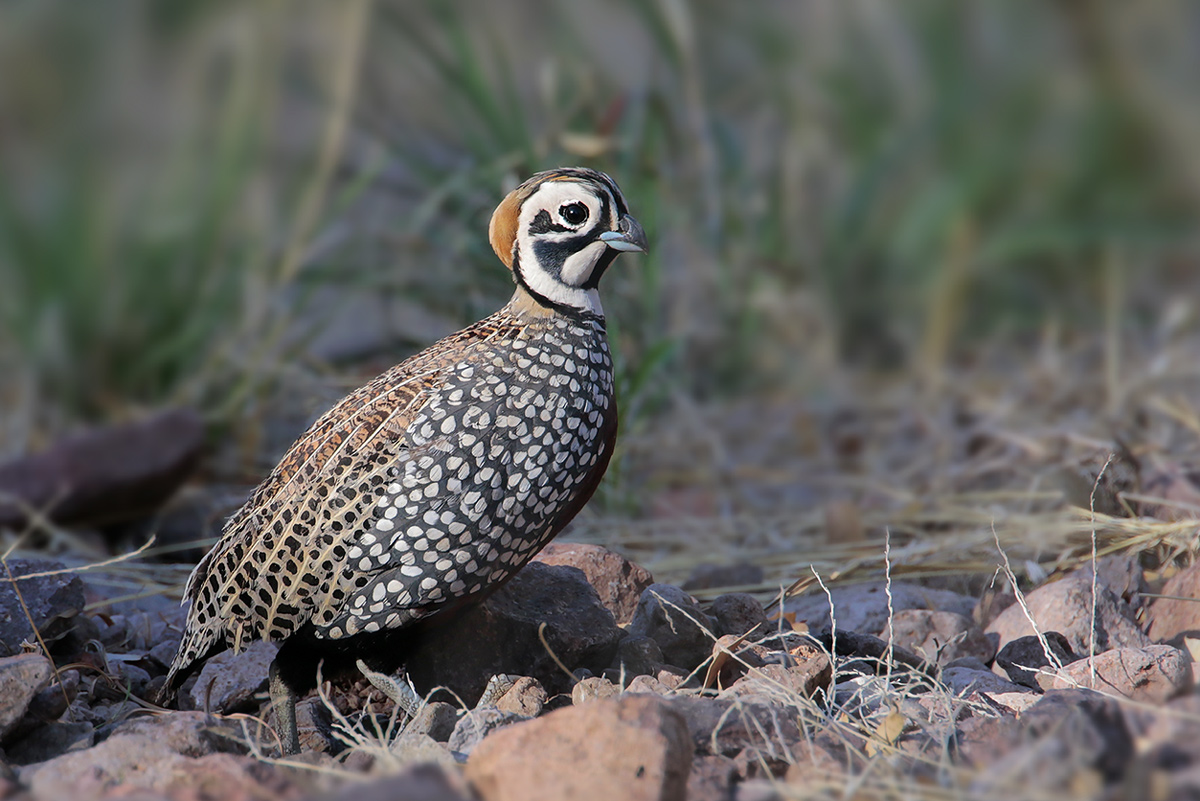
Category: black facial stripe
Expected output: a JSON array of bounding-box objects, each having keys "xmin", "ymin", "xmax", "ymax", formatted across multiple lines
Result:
[
  {"xmin": 511, "ymin": 251, "xmax": 603, "ymax": 321},
  {"xmin": 532, "ymin": 234, "xmax": 594, "ymax": 279},
  {"xmin": 529, "ymin": 209, "xmax": 571, "ymax": 235},
  {"xmin": 583, "ymin": 249, "xmax": 619, "ymax": 290}
]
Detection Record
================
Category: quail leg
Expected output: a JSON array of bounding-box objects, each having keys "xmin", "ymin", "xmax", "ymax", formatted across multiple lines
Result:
[
  {"xmin": 268, "ymin": 660, "xmax": 301, "ymax": 756},
  {"xmin": 477, "ymin": 674, "xmax": 517, "ymax": 707},
  {"xmin": 356, "ymin": 659, "xmax": 422, "ymax": 717}
]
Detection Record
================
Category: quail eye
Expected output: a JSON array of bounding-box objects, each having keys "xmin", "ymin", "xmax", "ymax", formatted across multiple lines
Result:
[{"xmin": 559, "ymin": 202, "xmax": 588, "ymax": 226}]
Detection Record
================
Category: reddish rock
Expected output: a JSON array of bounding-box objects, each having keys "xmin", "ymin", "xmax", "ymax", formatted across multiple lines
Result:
[
  {"xmin": 706, "ymin": 635, "xmax": 767, "ymax": 690},
  {"xmin": 784, "ymin": 740, "xmax": 847, "ymax": 785},
  {"xmin": 534, "ymin": 542, "xmax": 653, "ymax": 625},
  {"xmin": 626, "ymin": 674, "xmax": 673, "ymax": 695},
  {"xmin": 1052, "ymin": 645, "xmax": 1191, "ymax": 703},
  {"xmin": 722, "ymin": 659, "xmax": 832, "ymax": 703},
  {"xmin": 985, "ymin": 576, "xmax": 1150, "ymax": 655},
  {"xmin": 953, "ymin": 716, "xmax": 1025, "ymax": 767},
  {"xmin": 19, "ymin": 713, "xmax": 254, "ymax": 799},
  {"xmin": 466, "ymin": 695, "xmax": 692, "ymax": 801},
  {"xmin": 573, "ymin": 676, "xmax": 619, "ymax": 705},
  {"xmin": 494, "ymin": 676, "xmax": 546, "ymax": 718},
  {"xmin": 1147, "ymin": 562, "xmax": 1200, "ymax": 643},
  {"xmin": 886, "ymin": 609, "xmax": 994, "ymax": 666},
  {"xmin": 686, "ymin": 755, "xmax": 737, "ymax": 801}
]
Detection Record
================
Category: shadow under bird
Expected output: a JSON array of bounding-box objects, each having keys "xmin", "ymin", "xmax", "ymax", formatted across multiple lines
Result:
[{"xmin": 156, "ymin": 167, "xmax": 648, "ymax": 754}]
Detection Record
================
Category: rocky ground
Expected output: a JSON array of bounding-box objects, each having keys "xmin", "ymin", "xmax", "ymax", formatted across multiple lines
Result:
[{"xmin": 4, "ymin": 537, "xmax": 1200, "ymax": 801}]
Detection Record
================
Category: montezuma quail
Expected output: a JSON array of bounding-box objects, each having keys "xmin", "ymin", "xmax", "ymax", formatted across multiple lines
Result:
[{"xmin": 158, "ymin": 168, "xmax": 647, "ymax": 754}]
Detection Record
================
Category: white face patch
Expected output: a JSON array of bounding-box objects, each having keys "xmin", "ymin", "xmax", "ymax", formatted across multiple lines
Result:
[
  {"xmin": 560, "ymin": 241, "xmax": 608, "ymax": 287},
  {"xmin": 513, "ymin": 181, "xmax": 620, "ymax": 315}
]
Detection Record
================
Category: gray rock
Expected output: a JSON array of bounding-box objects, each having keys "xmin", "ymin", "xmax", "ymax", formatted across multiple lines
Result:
[
  {"xmin": 386, "ymin": 733, "xmax": 457, "ymax": 770},
  {"xmin": 941, "ymin": 666, "xmax": 1029, "ymax": 696},
  {"xmin": 404, "ymin": 561, "xmax": 622, "ymax": 704},
  {"xmin": 188, "ymin": 639, "xmax": 277, "ymax": 713},
  {"xmin": 147, "ymin": 639, "xmax": 181, "ymax": 670},
  {"xmin": 409, "ymin": 701, "xmax": 459, "ymax": 743},
  {"xmin": 0, "ymin": 560, "xmax": 85, "ymax": 658},
  {"xmin": 610, "ymin": 633, "xmax": 664, "ymax": 678},
  {"xmin": 19, "ymin": 669, "xmax": 78, "ymax": 729},
  {"xmin": 784, "ymin": 581, "xmax": 976, "ymax": 635},
  {"xmin": 447, "ymin": 706, "xmax": 524, "ymax": 757},
  {"xmin": 106, "ymin": 709, "xmax": 248, "ymax": 755},
  {"xmin": 985, "ymin": 576, "xmax": 1150, "ymax": 656},
  {"xmin": 668, "ymin": 696, "xmax": 800, "ymax": 761},
  {"xmin": 0, "ymin": 653, "xmax": 53, "ymax": 741},
  {"xmin": 994, "ymin": 632, "xmax": 1077, "ymax": 690},
  {"xmin": 120, "ymin": 483, "xmax": 248, "ymax": 565},
  {"xmin": 629, "ymin": 584, "xmax": 715, "ymax": 671},
  {"xmin": 6, "ymin": 721, "xmax": 93, "ymax": 765},
  {"xmin": 92, "ymin": 662, "xmax": 152, "ymax": 702},
  {"xmin": 710, "ymin": 593, "xmax": 769, "ymax": 638}
]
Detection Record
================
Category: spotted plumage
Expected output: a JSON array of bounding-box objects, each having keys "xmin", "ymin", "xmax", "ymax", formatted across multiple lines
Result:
[{"xmin": 158, "ymin": 167, "xmax": 646, "ymax": 754}]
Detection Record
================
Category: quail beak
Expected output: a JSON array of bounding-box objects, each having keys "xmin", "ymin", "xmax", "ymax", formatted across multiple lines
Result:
[{"xmin": 599, "ymin": 215, "xmax": 648, "ymax": 254}]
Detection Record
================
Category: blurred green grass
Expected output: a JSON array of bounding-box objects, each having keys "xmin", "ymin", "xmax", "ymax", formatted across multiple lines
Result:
[{"xmin": 1, "ymin": 0, "xmax": 1197, "ymax": 455}]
